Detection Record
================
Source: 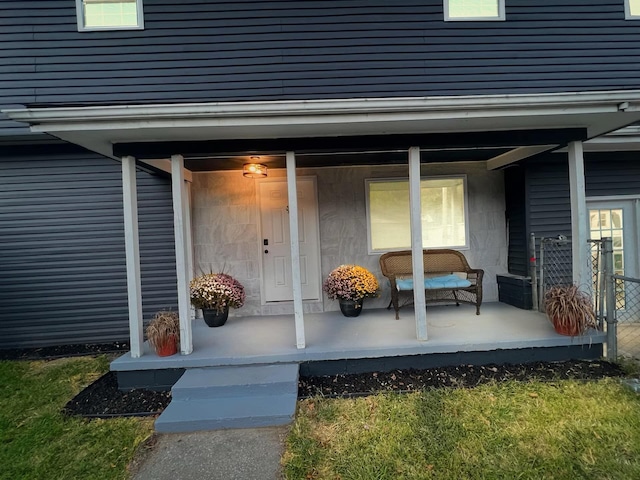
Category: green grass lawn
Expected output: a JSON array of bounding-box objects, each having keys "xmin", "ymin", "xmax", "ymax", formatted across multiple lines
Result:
[
  {"xmin": 0, "ymin": 356, "xmax": 154, "ymax": 480},
  {"xmin": 283, "ymin": 378, "xmax": 640, "ymax": 480}
]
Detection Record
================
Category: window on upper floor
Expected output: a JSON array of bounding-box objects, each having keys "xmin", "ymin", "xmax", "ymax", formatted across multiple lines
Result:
[
  {"xmin": 366, "ymin": 176, "xmax": 469, "ymax": 253},
  {"xmin": 626, "ymin": 0, "xmax": 640, "ymax": 18},
  {"xmin": 76, "ymin": 0, "xmax": 144, "ymax": 31},
  {"xmin": 444, "ymin": 0, "xmax": 505, "ymax": 21}
]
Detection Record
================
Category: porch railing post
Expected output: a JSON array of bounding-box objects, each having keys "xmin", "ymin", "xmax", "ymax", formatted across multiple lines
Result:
[{"xmin": 603, "ymin": 237, "xmax": 617, "ymax": 360}]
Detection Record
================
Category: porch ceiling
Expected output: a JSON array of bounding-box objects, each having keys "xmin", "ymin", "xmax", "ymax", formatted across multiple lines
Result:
[
  {"xmin": 183, "ymin": 148, "xmax": 512, "ymax": 171},
  {"xmin": 117, "ymin": 128, "xmax": 586, "ymax": 170},
  {"xmin": 5, "ymin": 91, "xmax": 640, "ymax": 165}
]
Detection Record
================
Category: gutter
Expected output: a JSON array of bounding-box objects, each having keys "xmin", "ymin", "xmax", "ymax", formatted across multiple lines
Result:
[{"xmin": 5, "ymin": 90, "xmax": 640, "ymax": 125}]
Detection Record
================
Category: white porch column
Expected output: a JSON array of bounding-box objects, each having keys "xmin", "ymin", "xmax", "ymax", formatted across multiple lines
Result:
[
  {"xmin": 183, "ymin": 181, "xmax": 195, "ymax": 320},
  {"xmin": 121, "ymin": 156, "xmax": 144, "ymax": 358},
  {"xmin": 286, "ymin": 151, "xmax": 306, "ymax": 349},
  {"xmin": 409, "ymin": 147, "xmax": 428, "ymax": 341},
  {"xmin": 568, "ymin": 141, "xmax": 589, "ymax": 287},
  {"xmin": 171, "ymin": 154, "xmax": 193, "ymax": 354},
  {"xmin": 184, "ymin": 181, "xmax": 194, "ymax": 283}
]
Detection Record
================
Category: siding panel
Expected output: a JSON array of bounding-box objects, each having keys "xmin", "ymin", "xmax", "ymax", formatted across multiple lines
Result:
[
  {"xmin": 585, "ymin": 152, "xmax": 640, "ymax": 196},
  {"xmin": 0, "ymin": 147, "xmax": 177, "ymax": 348},
  {"xmin": 504, "ymin": 166, "xmax": 528, "ymax": 276},
  {"xmin": 3, "ymin": 1, "xmax": 640, "ymax": 135},
  {"xmin": 506, "ymin": 152, "xmax": 640, "ymax": 278}
]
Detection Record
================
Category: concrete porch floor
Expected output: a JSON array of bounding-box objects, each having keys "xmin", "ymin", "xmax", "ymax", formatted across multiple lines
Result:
[{"xmin": 111, "ymin": 302, "xmax": 606, "ymax": 372}]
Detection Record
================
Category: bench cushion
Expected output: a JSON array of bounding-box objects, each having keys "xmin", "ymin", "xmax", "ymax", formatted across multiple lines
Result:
[{"xmin": 396, "ymin": 274, "xmax": 472, "ymax": 291}]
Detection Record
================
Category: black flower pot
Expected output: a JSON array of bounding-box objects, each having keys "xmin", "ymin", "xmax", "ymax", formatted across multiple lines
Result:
[
  {"xmin": 339, "ymin": 299, "xmax": 363, "ymax": 317},
  {"xmin": 202, "ymin": 307, "xmax": 230, "ymax": 327}
]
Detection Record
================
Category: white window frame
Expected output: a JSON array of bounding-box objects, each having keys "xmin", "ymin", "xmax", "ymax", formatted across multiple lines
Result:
[
  {"xmin": 444, "ymin": 0, "xmax": 505, "ymax": 21},
  {"xmin": 365, "ymin": 175, "xmax": 470, "ymax": 254},
  {"xmin": 626, "ymin": 0, "xmax": 640, "ymax": 19},
  {"xmin": 76, "ymin": 0, "xmax": 144, "ymax": 32}
]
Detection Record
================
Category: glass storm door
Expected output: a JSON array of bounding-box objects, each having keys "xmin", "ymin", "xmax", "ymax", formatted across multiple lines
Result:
[{"xmin": 588, "ymin": 200, "xmax": 640, "ymax": 316}]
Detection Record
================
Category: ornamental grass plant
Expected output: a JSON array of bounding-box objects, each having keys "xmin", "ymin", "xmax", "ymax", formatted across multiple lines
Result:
[
  {"xmin": 189, "ymin": 272, "xmax": 246, "ymax": 313},
  {"xmin": 544, "ymin": 284, "xmax": 597, "ymax": 336},
  {"xmin": 145, "ymin": 311, "xmax": 179, "ymax": 356},
  {"xmin": 323, "ymin": 264, "xmax": 379, "ymax": 302}
]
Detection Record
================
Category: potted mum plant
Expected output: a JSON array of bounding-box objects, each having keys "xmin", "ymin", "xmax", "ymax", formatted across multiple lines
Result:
[
  {"xmin": 544, "ymin": 284, "xmax": 597, "ymax": 336},
  {"xmin": 146, "ymin": 311, "xmax": 180, "ymax": 356},
  {"xmin": 323, "ymin": 264, "xmax": 379, "ymax": 317},
  {"xmin": 189, "ymin": 272, "xmax": 246, "ymax": 327}
]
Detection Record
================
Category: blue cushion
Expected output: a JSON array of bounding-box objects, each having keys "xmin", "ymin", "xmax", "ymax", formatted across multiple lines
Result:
[{"xmin": 396, "ymin": 274, "xmax": 471, "ymax": 291}]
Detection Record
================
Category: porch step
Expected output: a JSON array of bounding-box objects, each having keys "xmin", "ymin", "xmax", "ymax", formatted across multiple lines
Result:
[
  {"xmin": 171, "ymin": 364, "xmax": 299, "ymax": 400},
  {"xmin": 155, "ymin": 363, "xmax": 299, "ymax": 433}
]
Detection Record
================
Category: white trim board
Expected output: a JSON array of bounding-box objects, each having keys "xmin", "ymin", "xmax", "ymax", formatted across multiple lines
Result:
[
  {"xmin": 586, "ymin": 195, "xmax": 640, "ymax": 202},
  {"xmin": 444, "ymin": 0, "xmax": 505, "ymax": 22},
  {"xmin": 75, "ymin": 0, "xmax": 144, "ymax": 32},
  {"xmin": 5, "ymin": 91, "xmax": 640, "ymax": 162}
]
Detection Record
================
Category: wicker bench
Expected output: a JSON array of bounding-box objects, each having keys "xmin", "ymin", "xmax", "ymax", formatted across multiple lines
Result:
[{"xmin": 379, "ymin": 249, "xmax": 484, "ymax": 319}]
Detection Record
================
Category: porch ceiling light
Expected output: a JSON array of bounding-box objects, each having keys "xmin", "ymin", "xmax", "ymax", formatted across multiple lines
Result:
[{"xmin": 243, "ymin": 163, "xmax": 268, "ymax": 178}]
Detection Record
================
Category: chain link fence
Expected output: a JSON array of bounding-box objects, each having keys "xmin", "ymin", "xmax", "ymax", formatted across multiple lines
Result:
[
  {"xmin": 614, "ymin": 276, "xmax": 640, "ymax": 361},
  {"xmin": 533, "ymin": 236, "xmax": 640, "ymax": 361},
  {"xmin": 537, "ymin": 237, "xmax": 600, "ymax": 321},
  {"xmin": 589, "ymin": 239, "xmax": 606, "ymax": 330},
  {"xmin": 539, "ymin": 237, "xmax": 573, "ymax": 293}
]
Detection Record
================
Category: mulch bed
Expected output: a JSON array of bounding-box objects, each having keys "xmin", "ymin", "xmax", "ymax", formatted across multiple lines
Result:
[
  {"xmin": 63, "ymin": 371, "xmax": 172, "ymax": 418},
  {"xmin": 297, "ymin": 360, "xmax": 625, "ymax": 398},
  {"xmin": 64, "ymin": 359, "xmax": 624, "ymax": 417},
  {"xmin": 1, "ymin": 345, "xmax": 627, "ymax": 417}
]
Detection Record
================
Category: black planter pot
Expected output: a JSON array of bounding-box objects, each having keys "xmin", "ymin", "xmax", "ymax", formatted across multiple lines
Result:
[
  {"xmin": 202, "ymin": 307, "xmax": 230, "ymax": 327},
  {"xmin": 338, "ymin": 299, "xmax": 363, "ymax": 317}
]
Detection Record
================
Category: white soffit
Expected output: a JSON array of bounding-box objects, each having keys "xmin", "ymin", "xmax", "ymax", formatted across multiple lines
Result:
[
  {"xmin": 4, "ymin": 91, "xmax": 640, "ymax": 160},
  {"xmin": 552, "ymin": 125, "xmax": 640, "ymax": 153}
]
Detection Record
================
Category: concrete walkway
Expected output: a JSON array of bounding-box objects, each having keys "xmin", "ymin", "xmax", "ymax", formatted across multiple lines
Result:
[{"xmin": 131, "ymin": 427, "xmax": 288, "ymax": 480}]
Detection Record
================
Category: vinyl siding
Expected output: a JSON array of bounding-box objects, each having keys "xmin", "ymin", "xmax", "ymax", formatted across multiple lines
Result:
[
  {"xmin": 504, "ymin": 166, "xmax": 528, "ymax": 276},
  {"xmin": 506, "ymin": 152, "xmax": 640, "ymax": 278},
  {"xmin": 3, "ymin": 1, "xmax": 640, "ymax": 135},
  {"xmin": 526, "ymin": 157, "xmax": 573, "ymax": 241},
  {"xmin": 0, "ymin": 146, "xmax": 177, "ymax": 348},
  {"xmin": 585, "ymin": 152, "xmax": 640, "ymax": 196}
]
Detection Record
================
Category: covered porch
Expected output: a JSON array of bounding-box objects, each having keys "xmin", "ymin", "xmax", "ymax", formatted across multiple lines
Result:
[{"xmin": 5, "ymin": 92, "xmax": 640, "ymax": 361}]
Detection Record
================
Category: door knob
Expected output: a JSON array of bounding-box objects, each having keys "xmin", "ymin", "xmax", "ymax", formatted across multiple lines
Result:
[{"xmin": 264, "ymin": 249, "xmax": 269, "ymax": 254}]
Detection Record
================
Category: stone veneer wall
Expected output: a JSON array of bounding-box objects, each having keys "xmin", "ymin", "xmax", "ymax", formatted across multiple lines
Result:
[{"xmin": 191, "ymin": 162, "xmax": 507, "ymax": 316}]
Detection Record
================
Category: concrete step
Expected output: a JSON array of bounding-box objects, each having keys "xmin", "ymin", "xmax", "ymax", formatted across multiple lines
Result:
[
  {"xmin": 155, "ymin": 363, "xmax": 299, "ymax": 433},
  {"xmin": 155, "ymin": 393, "xmax": 298, "ymax": 432},
  {"xmin": 171, "ymin": 364, "xmax": 299, "ymax": 401}
]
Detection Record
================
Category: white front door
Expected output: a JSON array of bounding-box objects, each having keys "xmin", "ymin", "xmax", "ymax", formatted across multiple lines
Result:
[{"xmin": 259, "ymin": 178, "xmax": 321, "ymax": 302}]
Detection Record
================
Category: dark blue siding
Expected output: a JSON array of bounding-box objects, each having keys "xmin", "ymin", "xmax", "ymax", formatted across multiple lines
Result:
[
  {"xmin": 3, "ymin": 1, "xmax": 640, "ymax": 135},
  {"xmin": 526, "ymin": 158, "xmax": 573, "ymax": 241},
  {"xmin": 506, "ymin": 152, "xmax": 640, "ymax": 276},
  {"xmin": 585, "ymin": 152, "xmax": 640, "ymax": 196},
  {"xmin": 504, "ymin": 166, "xmax": 528, "ymax": 276},
  {"xmin": 0, "ymin": 146, "xmax": 177, "ymax": 348}
]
